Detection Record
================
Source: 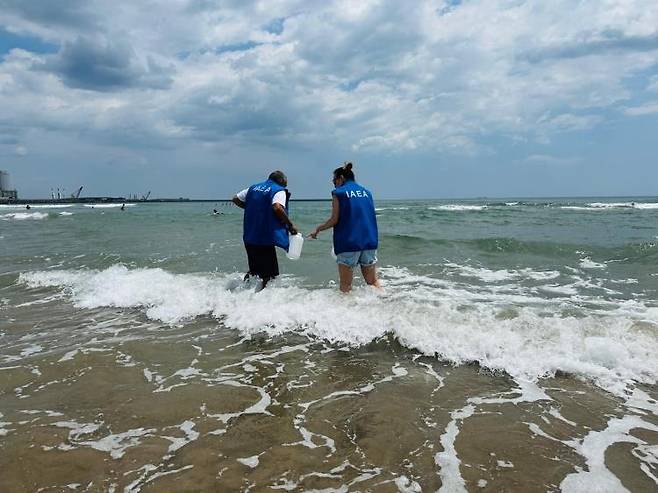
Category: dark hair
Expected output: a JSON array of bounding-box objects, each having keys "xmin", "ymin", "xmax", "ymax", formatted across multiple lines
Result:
[
  {"xmin": 333, "ymin": 162, "xmax": 355, "ymax": 181},
  {"xmin": 268, "ymin": 170, "xmax": 287, "ymax": 186}
]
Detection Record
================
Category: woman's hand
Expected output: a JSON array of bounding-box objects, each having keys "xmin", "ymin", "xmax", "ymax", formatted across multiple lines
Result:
[{"xmin": 308, "ymin": 196, "xmax": 339, "ymax": 240}]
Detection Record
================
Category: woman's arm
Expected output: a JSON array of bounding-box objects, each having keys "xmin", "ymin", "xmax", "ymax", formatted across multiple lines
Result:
[{"xmin": 308, "ymin": 196, "xmax": 339, "ymax": 239}]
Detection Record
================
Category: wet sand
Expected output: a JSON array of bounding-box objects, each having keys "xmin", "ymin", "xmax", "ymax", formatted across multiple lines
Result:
[{"xmin": 1, "ymin": 314, "xmax": 656, "ymax": 492}]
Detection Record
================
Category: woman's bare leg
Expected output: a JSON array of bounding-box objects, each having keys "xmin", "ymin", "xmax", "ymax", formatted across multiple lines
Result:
[
  {"xmin": 361, "ymin": 264, "xmax": 381, "ymax": 289},
  {"xmin": 338, "ymin": 264, "xmax": 354, "ymax": 293}
]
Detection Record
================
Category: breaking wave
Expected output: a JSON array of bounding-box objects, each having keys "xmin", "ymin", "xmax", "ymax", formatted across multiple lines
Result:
[
  {"xmin": 83, "ymin": 203, "xmax": 135, "ymax": 209},
  {"xmin": 1, "ymin": 212, "xmax": 49, "ymax": 221},
  {"xmin": 428, "ymin": 205, "xmax": 487, "ymax": 211},
  {"xmin": 18, "ymin": 265, "xmax": 658, "ymax": 397},
  {"xmin": 562, "ymin": 202, "xmax": 658, "ymax": 211},
  {"xmin": 0, "ymin": 204, "xmax": 74, "ymax": 209}
]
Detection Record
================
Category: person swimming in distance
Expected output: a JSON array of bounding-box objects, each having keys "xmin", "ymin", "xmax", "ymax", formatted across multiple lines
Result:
[
  {"xmin": 308, "ymin": 162, "xmax": 381, "ymax": 293},
  {"xmin": 120, "ymin": 203, "xmax": 125, "ymax": 211},
  {"xmin": 26, "ymin": 204, "xmax": 31, "ymax": 210}
]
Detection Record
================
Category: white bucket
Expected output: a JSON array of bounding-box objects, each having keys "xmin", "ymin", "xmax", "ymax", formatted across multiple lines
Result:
[{"xmin": 286, "ymin": 233, "xmax": 304, "ymax": 260}]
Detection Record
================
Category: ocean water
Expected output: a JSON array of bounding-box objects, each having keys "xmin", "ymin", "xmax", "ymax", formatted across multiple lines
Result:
[{"xmin": 1, "ymin": 197, "xmax": 657, "ymax": 492}]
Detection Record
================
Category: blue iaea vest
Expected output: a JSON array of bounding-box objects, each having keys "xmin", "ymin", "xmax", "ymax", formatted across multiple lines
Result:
[
  {"xmin": 332, "ymin": 180, "xmax": 378, "ymax": 254},
  {"xmin": 243, "ymin": 180, "xmax": 290, "ymax": 251}
]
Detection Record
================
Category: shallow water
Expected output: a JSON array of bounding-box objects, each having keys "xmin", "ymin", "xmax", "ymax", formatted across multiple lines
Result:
[{"xmin": 1, "ymin": 198, "xmax": 657, "ymax": 491}]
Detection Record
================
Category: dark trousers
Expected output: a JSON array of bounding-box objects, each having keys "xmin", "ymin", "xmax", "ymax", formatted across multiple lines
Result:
[{"xmin": 244, "ymin": 243, "xmax": 279, "ymax": 280}]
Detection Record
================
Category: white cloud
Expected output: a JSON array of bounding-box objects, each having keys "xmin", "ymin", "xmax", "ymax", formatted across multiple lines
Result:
[
  {"xmin": 648, "ymin": 75, "xmax": 658, "ymax": 92},
  {"xmin": 624, "ymin": 101, "xmax": 658, "ymax": 116},
  {"xmin": 524, "ymin": 154, "xmax": 581, "ymax": 166},
  {"xmin": 1, "ymin": 0, "xmax": 658, "ymax": 156}
]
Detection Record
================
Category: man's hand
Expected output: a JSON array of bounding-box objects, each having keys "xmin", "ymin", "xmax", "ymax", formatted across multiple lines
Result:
[
  {"xmin": 289, "ymin": 224, "xmax": 299, "ymax": 236},
  {"xmin": 307, "ymin": 228, "xmax": 319, "ymax": 239},
  {"xmin": 232, "ymin": 196, "xmax": 245, "ymax": 209}
]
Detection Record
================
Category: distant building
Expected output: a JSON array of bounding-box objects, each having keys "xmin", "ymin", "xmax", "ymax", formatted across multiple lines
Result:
[{"xmin": 0, "ymin": 170, "xmax": 18, "ymax": 201}]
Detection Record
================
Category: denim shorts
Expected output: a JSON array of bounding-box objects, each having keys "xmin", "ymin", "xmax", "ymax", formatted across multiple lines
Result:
[{"xmin": 336, "ymin": 249, "xmax": 378, "ymax": 268}]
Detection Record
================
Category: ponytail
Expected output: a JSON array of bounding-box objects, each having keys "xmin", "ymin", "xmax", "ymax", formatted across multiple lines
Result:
[{"xmin": 333, "ymin": 161, "xmax": 355, "ymax": 181}]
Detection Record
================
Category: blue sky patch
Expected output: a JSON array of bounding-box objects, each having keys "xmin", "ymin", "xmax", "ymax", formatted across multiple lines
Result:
[
  {"xmin": 215, "ymin": 41, "xmax": 261, "ymax": 54},
  {"xmin": 262, "ymin": 17, "xmax": 285, "ymax": 35},
  {"xmin": 0, "ymin": 27, "xmax": 58, "ymax": 56}
]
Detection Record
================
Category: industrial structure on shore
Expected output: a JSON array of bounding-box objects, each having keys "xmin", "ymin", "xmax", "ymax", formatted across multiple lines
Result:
[
  {"xmin": 0, "ymin": 170, "xmax": 18, "ymax": 202},
  {"xmin": 0, "ymin": 169, "xmax": 193, "ymax": 204}
]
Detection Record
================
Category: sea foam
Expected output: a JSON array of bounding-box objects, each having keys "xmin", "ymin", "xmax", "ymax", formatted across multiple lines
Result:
[
  {"xmin": 428, "ymin": 205, "xmax": 486, "ymax": 211},
  {"xmin": 562, "ymin": 202, "xmax": 658, "ymax": 211},
  {"xmin": 84, "ymin": 203, "xmax": 135, "ymax": 208},
  {"xmin": 18, "ymin": 265, "xmax": 658, "ymax": 397},
  {"xmin": 0, "ymin": 204, "xmax": 74, "ymax": 209},
  {"xmin": 1, "ymin": 212, "xmax": 49, "ymax": 220}
]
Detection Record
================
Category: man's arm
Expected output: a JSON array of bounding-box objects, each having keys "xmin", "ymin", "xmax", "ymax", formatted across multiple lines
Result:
[
  {"xmin": 272, "ymin": 203, "xmax": 298, "ymax": 235},
  {"xmin": 232, "ymin": 196, "xmax": 245, "ymax": 209}
]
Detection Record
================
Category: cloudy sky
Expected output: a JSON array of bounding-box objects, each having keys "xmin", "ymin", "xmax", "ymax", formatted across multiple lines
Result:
[{"xmin": 1, "ymin": 0, "xmax": 657, "ymax": 199}]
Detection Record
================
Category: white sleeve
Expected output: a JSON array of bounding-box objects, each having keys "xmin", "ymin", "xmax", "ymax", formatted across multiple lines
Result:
[
  {"xmin": 272, "ymin": 190, "xmax": 287, "ymax": 206},
  {"xmin": 236, "ymin": 188, "xmax": 249, "ymax": 201}
]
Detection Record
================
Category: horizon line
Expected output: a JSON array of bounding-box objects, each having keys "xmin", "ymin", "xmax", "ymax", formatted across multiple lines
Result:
[{"xmin": 5, "ymin": 192, "xmax": 658, "ymax": 204}]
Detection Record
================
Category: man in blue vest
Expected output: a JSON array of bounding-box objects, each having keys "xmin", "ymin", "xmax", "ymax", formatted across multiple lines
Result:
[{"xmin": 232, "ymin": 170, "xmax": 298, "ymax": 288}]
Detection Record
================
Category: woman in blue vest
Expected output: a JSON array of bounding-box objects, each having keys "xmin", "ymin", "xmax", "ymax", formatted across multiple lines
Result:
[
  {"xmin": 232, "ymin": 170, "xmax": 298, "ymax": 289},
  {"xmin": 309, "ymin": 162, "xmax": 380, "ymax": 292}
]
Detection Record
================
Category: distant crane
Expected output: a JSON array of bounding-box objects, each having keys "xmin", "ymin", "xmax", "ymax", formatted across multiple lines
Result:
[
  {"xmin": 70, "ymin": 186, "xmax": 83, "ymax": 199},
  {"xmin": 141, "ymin": 191, "xmax": 151, "ymax": 201}
]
